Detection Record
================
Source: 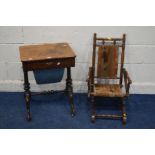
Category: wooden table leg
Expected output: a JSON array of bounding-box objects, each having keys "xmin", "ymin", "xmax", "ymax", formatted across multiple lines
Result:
[
  {"xmin": 23, "ymin": 70, "xmax": 32, "ymax": 121},
  {"xmin": 66, "ymin": 67, "xmax": 76, "ymax": 117}
]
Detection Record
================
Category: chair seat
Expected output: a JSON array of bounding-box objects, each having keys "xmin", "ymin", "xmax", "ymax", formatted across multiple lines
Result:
[{"xmin": 91, "ymin": 84, "xmax": 125, "ymax": 97}]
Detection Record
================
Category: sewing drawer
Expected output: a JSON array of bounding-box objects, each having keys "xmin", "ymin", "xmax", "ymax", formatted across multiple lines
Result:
[{"xmin": 22, "ymin": 57, "xmax": 75, "ymax": 71}]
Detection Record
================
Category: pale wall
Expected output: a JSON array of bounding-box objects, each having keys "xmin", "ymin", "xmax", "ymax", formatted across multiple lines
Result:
[{"xmin": 0, "ymin": 26, "xmax": 155, "ymax": 94}]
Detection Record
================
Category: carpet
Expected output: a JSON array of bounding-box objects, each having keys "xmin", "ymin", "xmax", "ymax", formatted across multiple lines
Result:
[{"xmin": 0, "ymin": 92, "xmax": 155, "ymax": 129}]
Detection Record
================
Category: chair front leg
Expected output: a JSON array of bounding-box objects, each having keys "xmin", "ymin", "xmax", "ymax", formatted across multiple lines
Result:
[
  {"xmin": 87, "ymin": 67, "xmax": 94, "ymax": 98},
  {"xmin": 121, "ymin": 98, "xmax": 127, "ymax": 124},
  {"xmin": 91, "ymin": 95, "xmax": 96, "ymax": 123},
  {"xmin": 123, "ymin": 68, "xmax": 132, "ymax": 96}
]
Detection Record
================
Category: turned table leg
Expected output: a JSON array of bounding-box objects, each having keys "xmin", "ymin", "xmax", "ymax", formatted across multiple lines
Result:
[
  {"xmin": 23, "ymin": 70, "xmax": 32, "ymax": 121},
  {"xmin": 66, "ymin": 67, "xmax": 76, "ymax": 117}
]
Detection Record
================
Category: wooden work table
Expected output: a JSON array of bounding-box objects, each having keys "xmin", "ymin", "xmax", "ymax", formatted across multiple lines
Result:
[{"xmin": 19, "ymin": 42, "xmax": 76, "ymax": 121}]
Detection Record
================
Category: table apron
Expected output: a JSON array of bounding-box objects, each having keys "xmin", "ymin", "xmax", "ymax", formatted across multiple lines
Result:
[{"xmin": 22, "ymin": 58, "xmax": 75, "ymax": 71}]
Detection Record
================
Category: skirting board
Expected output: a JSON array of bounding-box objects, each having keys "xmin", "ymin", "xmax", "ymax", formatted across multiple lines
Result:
[{"xmin": 0, "ymin": 80, "xmax": 155, "ymax": 94}]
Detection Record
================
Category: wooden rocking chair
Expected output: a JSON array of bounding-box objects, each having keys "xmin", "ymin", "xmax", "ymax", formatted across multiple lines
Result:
[{"xmin": 87, "ymin": 33, "xmax": 132, "ymax": 124}]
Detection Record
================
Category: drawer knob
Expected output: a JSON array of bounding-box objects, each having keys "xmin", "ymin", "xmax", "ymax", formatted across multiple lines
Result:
[
  {"xmin": 46, "ymin": 62, "xmax": 53, "ymax": 65},
  {"xmin": 57, "ymin": 62, "xmax": 61, "ymax": 66}
]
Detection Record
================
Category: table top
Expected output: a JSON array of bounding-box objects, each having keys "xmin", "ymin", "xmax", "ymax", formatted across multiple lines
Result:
[{"xmin": 19, "ymin": 42, "xmax": 76, "ymax": 62}]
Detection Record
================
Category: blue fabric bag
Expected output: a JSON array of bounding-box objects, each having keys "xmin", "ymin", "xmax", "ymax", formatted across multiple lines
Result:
[{"xmin": 33, "ymin": 68, "xmax": 64, "ymax": 84}]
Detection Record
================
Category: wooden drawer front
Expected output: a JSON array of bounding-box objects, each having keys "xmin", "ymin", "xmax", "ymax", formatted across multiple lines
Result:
[{"xmin": 23, "ymin": 58, "xmax": 75, "ymax": 71}]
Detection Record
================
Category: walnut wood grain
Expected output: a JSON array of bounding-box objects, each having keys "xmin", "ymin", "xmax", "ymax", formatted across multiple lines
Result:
[{"xmin": 19, "ymin": 43, "xmax": 76, "ymax": 62}]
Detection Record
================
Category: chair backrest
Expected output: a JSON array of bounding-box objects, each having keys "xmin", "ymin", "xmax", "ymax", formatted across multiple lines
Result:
[{"xmin": 92, "ymin": 33, "xmax": 126, "ymax": 85}]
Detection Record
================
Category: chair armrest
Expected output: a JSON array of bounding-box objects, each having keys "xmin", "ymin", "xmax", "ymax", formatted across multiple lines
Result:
[{"xmin": 123, "ymin": 68, "xmax": 132, "ymax": 96}]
